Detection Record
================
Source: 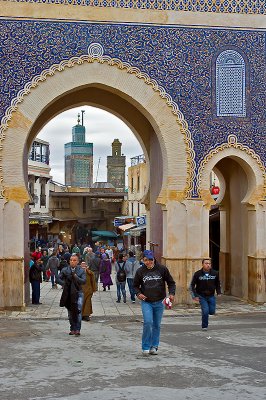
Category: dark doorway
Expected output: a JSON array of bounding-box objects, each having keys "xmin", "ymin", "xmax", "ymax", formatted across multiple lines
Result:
[{"xmin": 209, "ymin": 205, "xmax": 220, "ymax": 271}]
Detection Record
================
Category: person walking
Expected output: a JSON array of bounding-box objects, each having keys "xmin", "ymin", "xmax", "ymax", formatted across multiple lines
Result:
[
  {"xmin": 126, "ymin": 251, "xmax": 140, "ymax": 303},
  {"xmin": 63, "ymin": 247, "xmax": 72, "ymax": 264},
  {"xmin": 190, "ymin": 258, "xmax": 221, "ymax": 331},
  {"xmin": 57, "ymin": 254, "xmax": 86, "ymax": 336},
  {"xmin": 133, "ymin": 250, "xmax": 176, "ymax": 356},
  {"xmin": 46, "ymin": 251, "xmax": 60, "ymax": 288},
  {"xmin": 88, "ymin": 252, "xmax": 101, "ymax": 288},
  {"xmin": 71, "ymin": 243, "xmax": 80, "ymax": 255},
  {"xmin": 84, "ymin": 247, "xmax": 95, "ymax": 266},
  {"xmin": 80, "ymin": 261, "xmax": 97, "ymax": 321},
  {"xmin": 41, "ymin": 249, "xmax": 49, "ymax": 282},
  {"xmin": 114, "ymin": 253, "xmax": 128, "ymax": 303},
  {"xmin": 105, "ymin": 245, "xmax": 113, "ymax": 260},
  {"xmin": 29, "ymin": 258, "xmax": 44, "ymax": 305},
  {"xmin": 99, "ymin": 253, "xmax": 113, "ymax": 291},
  {"xmin": 32, "ymin": 246, "xmax": 42, "ymax": 262}
]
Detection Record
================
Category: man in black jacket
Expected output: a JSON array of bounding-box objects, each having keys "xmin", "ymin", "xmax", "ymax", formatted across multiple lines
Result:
[
  {"xmin": 133, "ymin": 250, "xmax": 176, "ymax": 356},
  {"xmin": 57, "ymin": 254, "xmax": 86, "ymax": 336},
  {"xmin": 190, "ymin": 258, "xmax": 221, "ymax": 331}
]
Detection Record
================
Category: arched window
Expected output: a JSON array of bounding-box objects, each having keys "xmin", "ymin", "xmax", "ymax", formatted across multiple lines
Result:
[{"xmin": 216, "ymin": 50, "xmax": 246, "ymax": 117}]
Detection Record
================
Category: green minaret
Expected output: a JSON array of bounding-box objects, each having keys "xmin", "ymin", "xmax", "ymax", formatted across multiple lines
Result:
[{"xmin": 64, "ymin": 111, "xmax": 93, "ymax": 187}]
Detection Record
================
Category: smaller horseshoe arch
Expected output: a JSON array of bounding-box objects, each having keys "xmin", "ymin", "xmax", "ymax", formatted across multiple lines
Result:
[
  {"xmin": 198, "ymin": 135, "xmax": 266, "ymax": 208},
  {"xmin": 198, "ymin": 136, "xmax": 266, "ymax": 303}
]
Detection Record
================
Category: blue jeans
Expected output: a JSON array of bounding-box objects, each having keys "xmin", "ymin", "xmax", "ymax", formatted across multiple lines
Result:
[
  {"xmin": 31, "ymin": 280, "xmax": 41, "ymax": 304},
  {"xmin": 127, "ymin": 278, "xmax": 135, "ymax": 301},
  {"xmin": 51, "ymin": 271, "xmax": 58, "ymax": 287},
  {"xmin": 68, "ymin": 291, "xmax": 84, "ymax": 332},
  {"xmin": 199, "ymin": 295, "xmax": 216, "ymax": 328},
  {"xmin": 116, "ymin": 282, "xmax": 126, "ymax": 301},
  {"xmin": 141, "ymin": 300, "xmax": 165, "ymax": 351}
]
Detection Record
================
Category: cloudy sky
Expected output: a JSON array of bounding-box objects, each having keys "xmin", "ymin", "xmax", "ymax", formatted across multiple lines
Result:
[{"xmin": 38, "ymin": 106, "xmax": 143, "ymax": 185}]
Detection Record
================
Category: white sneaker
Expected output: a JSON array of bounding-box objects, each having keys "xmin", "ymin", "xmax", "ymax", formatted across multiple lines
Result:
[
  {"xmin": 142, "ymin": 350, "xmax": 150, "ymax": 357},
  {"xmin": 149, "ymin": 347, "xmax": 158, "ymax": 355},
  {"xmin": 202, "ymin": 327, "xmax": 208, "ymax": 331}
]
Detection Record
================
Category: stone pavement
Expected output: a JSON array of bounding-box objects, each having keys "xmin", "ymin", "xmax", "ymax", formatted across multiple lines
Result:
[
  {"xmin": 1, "ymin": 271, "xmax": 266, "ymax": 320},
  {"xmin": 1, "ymin": 272, "xmax": 266, "ymax": 400}
]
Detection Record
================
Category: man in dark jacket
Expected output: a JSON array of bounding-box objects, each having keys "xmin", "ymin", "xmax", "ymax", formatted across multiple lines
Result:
[
  {"xmin": 46, "ymin": 251, "xmax": 60, "ymax": 288},
  {"xmin": 57, "ymin": 254, "xmax": 86, "ymax": 336},
  {"xmin": 133, "ymin": 250, "xmax": 176, "ymax": 356},
  {"xmin": 29, "ymin": 259, "xmax": 44, "ymax": 305},
  {"xmin": 190, "ymin": 258, "xmax": 222, "ymax": 331},
  {"xmin": 88, "ymin": 252, "xmax": 101, "ymax": 287}
]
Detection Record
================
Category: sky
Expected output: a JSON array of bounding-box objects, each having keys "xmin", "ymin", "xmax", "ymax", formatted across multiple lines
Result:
[{"xmin": 38, "ymin": 106, "xmax": 143, "ymax": 186}]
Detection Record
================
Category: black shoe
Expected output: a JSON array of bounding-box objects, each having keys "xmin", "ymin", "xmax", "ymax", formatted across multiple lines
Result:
[
  {"xmin": 82, "ymin": 316, "xmax": 90, "ymax": 321},
  {"xmin": 103, "ymin": 288, "xmax": 106, "ymax": 291},
  {"xmin": 123, "ymin": 298, "xmax": 126, "ymax": 303},
  {"xmin": 108, "ymin": 286, "xmax": 110, "ymax": 290},
  {"xmin": 116, "ymin": 300, "xmax": 120, "ymax": 303}
]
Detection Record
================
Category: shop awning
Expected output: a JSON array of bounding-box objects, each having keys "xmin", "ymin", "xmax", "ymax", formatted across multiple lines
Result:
[
  {"xmin": 118, "ymin": 223, "xmax": 136, "ymax": 231},
  {"xmin": 29, "ymin": 214, "xmax": 53, "ymax": 224},
  {"xmin": 129, "ymin": 225, "xmax": 146, "ymax": 237},
  {"xmin": 91, "ymin": 230, "xmax": 119, "ymax": 238},
  {"xmin": 130, "ymin": 225, "xmax": 146, "ymax": 232}
]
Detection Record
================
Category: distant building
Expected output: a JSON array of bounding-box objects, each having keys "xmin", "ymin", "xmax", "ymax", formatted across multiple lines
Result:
[
  {"xmin": 64, "ymin": 111, "xmax": 93, "ymax": 187},
  {"xmin": 28, "ymin": 138, "xmax": 52, "ymax": 248},
  {"xmin": 128, "ymin": 154, "xmax": 147, "ymax": 217},
  {"xmin": 107, "ymin": 139, "xmax": 126, "ymax": 192},
  {"xmin": 126, "ymin": 154, "xmax": 147, "ymax": 252},
  {"xmin": 49, "ymin": 182, "xmax": 127, "ymax": 245}
]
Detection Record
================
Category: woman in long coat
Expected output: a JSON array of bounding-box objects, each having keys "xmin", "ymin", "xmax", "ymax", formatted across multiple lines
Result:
[
  {"xmin": 81, "ymin": 262, "xmax": 97, "ymax": 321},
  {"xmin": 99, "ymin": 253, "xmax": 113, "ymax": 291}
]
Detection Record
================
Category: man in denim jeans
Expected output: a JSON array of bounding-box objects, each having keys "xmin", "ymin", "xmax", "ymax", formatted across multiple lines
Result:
[
  {"xmin": 57, "ymin": 254, "xmax": 86, "ymax": 336},
  {"xmin": 133, "ymin": 250, "xmax": 176, "ymax": 356},
  {"xmin": 190, "ymin": 258, "xmax": 222, "ymax": 331}
]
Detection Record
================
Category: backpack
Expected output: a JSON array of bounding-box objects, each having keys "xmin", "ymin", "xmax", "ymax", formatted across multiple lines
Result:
[{"xmin": 116, "ymin": 261, "xmax": 126, "ymax": 282}]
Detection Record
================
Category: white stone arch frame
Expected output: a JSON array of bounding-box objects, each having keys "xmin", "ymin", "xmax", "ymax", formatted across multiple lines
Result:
[
  {"xmin": 198, "ymin": 135, "xmax": 266, "ymax": 207},
  {"xmin": 0, "ymin": 54, "xmax": 196, "ymax": 206}
]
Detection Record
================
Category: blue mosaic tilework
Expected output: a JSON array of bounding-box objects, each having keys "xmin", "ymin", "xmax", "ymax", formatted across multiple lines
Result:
[
  {"xmin": 0, "ymin": 20, "xmax": 265, "ymax": 196},
  {"xmin": 3, "ymin": 0, "xmax": 266, "ymax": 15}
]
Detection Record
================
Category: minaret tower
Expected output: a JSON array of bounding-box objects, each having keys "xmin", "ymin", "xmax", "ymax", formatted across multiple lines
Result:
[
  {"xmin": 107, "ymin": 139, "xmax": 126, "ymax": 191},
  {"xmin": 64, "ymin": 111, "xmax": 93, "ymax": 187}
]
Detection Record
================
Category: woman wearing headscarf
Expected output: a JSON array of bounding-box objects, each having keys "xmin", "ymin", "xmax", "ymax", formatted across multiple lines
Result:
[
  {"xmin": 99, "ymin": 253, "xmax": 113, "ymax": 291},
  {"xmin": 80, "ymin": 261, "xmax": 97, "ymax": 321}
]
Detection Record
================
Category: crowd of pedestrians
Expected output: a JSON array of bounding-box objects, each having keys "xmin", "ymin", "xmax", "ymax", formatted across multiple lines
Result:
[
  {"xmin": 29, "ymin": 240, "xmax": 221, "ymax": 356},
  {"xmin": 28, "ymin": 241, "xmax": 141, "ymax": 315}
]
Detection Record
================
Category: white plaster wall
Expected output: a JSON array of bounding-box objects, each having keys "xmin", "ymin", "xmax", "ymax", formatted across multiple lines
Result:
[{"xmin": 3, "ymin": 201, "xmax": 24, "ymax": 258}]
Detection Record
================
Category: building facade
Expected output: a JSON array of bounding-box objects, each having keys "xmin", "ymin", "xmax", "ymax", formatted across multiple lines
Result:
[
  {"xmin": 49, "ymin": 182, "xmax": 126, "ymax": 246},
  {"xmin": 28, "ymin": 139, "xmax": 52, "ymax": 249},
  {"xmin": 107, "ymin": 139, "xmax": 126, "ymax": 191},
  {"xmin": 0, "ymin": 2, "xmax": 265, "ymax": 309},
  {"xmin": 65, "ymin": 113, "xmax": 93, "ymax": 187},
  {"xmin": 128, "ymin": 154, "xmax": 147, "ymax": 217}
]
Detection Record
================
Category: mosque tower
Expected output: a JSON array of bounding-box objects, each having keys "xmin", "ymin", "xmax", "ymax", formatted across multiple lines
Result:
[
  {"xmin": 64, "ymin": 111, "xmax": 93, "ymax": 187},
  {"xmin": 107, "ymin": 139, "xmax": 126, "ymax": 191}
]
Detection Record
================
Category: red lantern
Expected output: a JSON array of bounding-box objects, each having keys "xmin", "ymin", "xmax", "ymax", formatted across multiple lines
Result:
[{"xmin": 211, "ymin": 185, "xmax": 220, "ymax": 195}]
